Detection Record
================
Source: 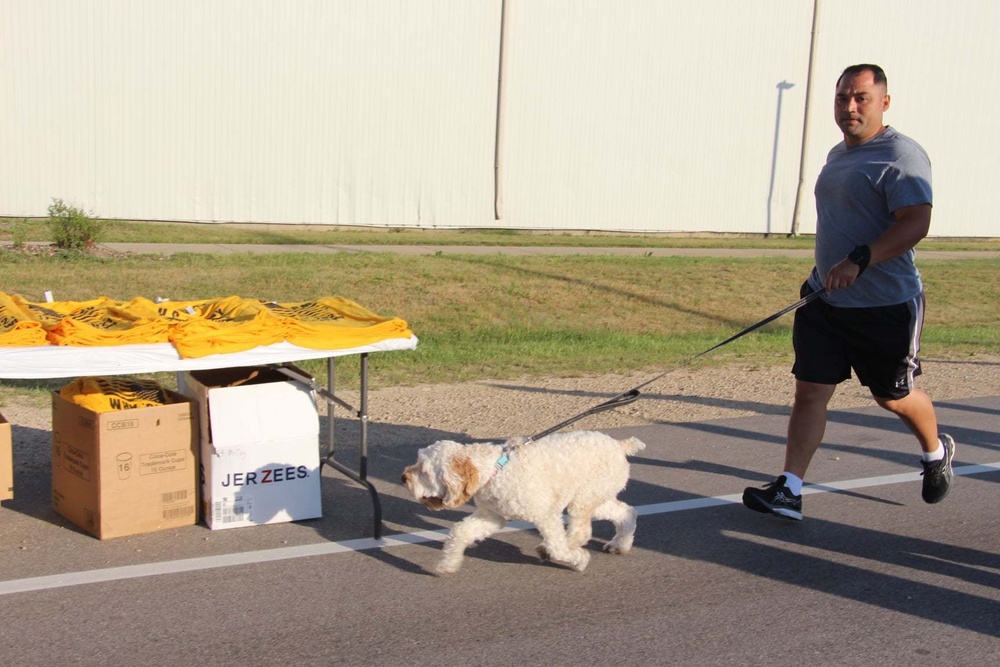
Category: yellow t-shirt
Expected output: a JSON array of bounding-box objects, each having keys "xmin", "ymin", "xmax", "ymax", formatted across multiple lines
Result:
[
  {"xmin": 0, "ymin": 292, "xmax": 413, "ymax": 357},
  {"xmin": 59, "ymin": 377, "xmax": 173, "ymax": 413},
  {"xmin": 0, "ymin": 293, "xmax": 48, "ymax": 346}
]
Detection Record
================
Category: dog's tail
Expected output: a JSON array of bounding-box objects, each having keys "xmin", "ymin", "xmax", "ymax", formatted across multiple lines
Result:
[{"xmin": 618, "ymin": 436, "xmax": 646, "ymax": 456}]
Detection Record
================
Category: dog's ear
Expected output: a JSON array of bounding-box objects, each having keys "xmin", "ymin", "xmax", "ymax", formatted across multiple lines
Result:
[
  {"xmin": 420, "ymin": 496, "xmax": 446, "ymax": 511},
  {"xmin": 442, "ymin": 454, "xmax": 480, "ymax": 509}
]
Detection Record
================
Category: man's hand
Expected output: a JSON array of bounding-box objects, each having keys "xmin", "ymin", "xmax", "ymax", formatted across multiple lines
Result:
[{"xmin": 824, "ymin": 259, "xmax": 862, "ymax": 295}]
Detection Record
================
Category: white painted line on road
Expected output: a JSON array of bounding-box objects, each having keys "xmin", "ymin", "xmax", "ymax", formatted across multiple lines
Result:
[{"xmin": 2, "ymin": 463, "xmax": 997, "ymax": 596}]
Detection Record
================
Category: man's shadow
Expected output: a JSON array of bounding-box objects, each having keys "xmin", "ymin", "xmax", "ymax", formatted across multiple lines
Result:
[{"xmin": 636, "ymin": 496, "xmax": 1000, "ymax": 638}]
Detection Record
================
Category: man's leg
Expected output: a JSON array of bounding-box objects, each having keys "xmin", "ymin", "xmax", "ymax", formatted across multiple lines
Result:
[
  {"xmin": 743, "ymin": 379, "xmax": 836, "ymax": 520},
  {"xmin": 875, "ymin": 387, "xmax": 955, "ymax": 504},
  {"xmin": 873, "ymin": 387, "xmax": 938, "ymax": 452},
  {"xmin": 784, "ymin": 379, "xmax": 838, "ymax": 478}
]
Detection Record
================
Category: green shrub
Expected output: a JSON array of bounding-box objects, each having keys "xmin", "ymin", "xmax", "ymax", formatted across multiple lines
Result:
[
  {"xmin": 10, "ymin": 218, "xmax": 30, "ymax": 248},
  {"xmin": 1, "ymin": 218, "xmax": 31, "ymax": 248},
  {"xmin": 47, "ymin": 198, "xmax": 103, "ymax": 250}
]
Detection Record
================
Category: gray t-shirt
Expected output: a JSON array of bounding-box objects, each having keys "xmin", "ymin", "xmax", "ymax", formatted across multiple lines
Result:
[{"xmin": 807, "ymin": 127, "xmax": 933, "ymax": 307}]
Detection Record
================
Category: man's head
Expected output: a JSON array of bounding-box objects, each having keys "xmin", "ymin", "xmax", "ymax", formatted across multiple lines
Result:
[{"xmin": 834, "ymin": 64, "xmax": 890, "ymax": 146}]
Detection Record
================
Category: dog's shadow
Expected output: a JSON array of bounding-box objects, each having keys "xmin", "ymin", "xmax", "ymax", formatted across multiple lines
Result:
[
  {"xmin": 307, "ymin": 419, "xmax": 488, "ymax": 573},
  {"xmin": 346, "ymin": 515, "xmax": 612, "ymax": 577}
]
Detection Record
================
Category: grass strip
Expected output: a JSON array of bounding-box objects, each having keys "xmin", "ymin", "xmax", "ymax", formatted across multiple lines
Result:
[{"xmin": 1, "ymin": 250, "xmax": 996, "ymax": 399}]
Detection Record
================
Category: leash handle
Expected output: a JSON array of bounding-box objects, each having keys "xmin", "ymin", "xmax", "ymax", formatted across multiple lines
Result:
[{"xmin": 527, "ymin": 290, "xmax": 823, "ymax": 441}]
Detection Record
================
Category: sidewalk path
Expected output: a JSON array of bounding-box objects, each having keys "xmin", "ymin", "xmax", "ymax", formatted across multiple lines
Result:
[{"xmin": 99, "ymin": 242, "xmax": 998, "ymax": 259}]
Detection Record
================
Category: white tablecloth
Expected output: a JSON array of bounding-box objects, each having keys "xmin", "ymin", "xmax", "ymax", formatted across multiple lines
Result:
[{"xmin": 0, "ymin": 336, "xmax": 418, "ymax": 379}]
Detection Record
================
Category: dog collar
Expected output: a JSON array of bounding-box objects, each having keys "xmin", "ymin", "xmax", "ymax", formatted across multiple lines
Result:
[
  {"xmin": 494, "ymin": 450, "xmax": 511, "ymax": 469},
  {"xmin": 487, "ymin": 445, "xmax": 515, "ymax": 483}
]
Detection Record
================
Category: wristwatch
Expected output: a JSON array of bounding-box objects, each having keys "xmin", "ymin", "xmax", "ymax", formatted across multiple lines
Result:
[{"xmin": 847, "ymin": 244, "xmax": 872, "ymax": 276}]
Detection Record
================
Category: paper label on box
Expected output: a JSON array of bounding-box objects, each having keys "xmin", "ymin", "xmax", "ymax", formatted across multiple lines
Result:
[
  {"xmin": 105, "ymin": 416, "xmax": 140, "ymax": 433},
  {"xmin": 62, "ymin": 443, "xmax": 92, "ymax": 481},
  {"xmin": 139, "ymin": 449, "xmax": 189, "ymax": 476},
  {"xmin": 212, "ymin": 494, "xmax": 253, "ymax": 526},
  {"xmin": 161, "ymin": 489, "xmax": 196, "ymax": 521}
]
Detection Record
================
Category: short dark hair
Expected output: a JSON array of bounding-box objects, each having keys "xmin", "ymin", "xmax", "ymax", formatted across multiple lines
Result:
[{"xmin": 837, "ymin": 64, "xmax": 887, "ymax": 88}]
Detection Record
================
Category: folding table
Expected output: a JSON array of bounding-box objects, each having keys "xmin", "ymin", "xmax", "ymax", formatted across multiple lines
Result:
[{"xmin": 0, "ymin": 336, "xmax": 418, "ymax": 538}]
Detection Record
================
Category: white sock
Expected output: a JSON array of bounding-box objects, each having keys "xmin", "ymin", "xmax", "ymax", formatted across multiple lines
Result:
[
  {"xmin": 781, "ymin": 472, "xmax": 803, "ymax": 496},
  {"xmin": 922, "ymin": 440, "xmax": 945, "ymax": 463}
]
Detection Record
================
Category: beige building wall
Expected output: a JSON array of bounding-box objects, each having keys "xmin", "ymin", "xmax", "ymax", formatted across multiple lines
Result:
[
  {"xmin": 1, "ymin": 0, "xmax": 501, "ymax": 226},
  {"xmin": 498, "ymin": 1, "xmax": 813, "ymax": 234},
  {"xmin": 2, "ymin": 1, "xmax": 995, "ymax": 236}
]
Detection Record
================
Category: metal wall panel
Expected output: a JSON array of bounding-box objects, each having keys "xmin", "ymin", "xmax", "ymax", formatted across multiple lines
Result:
[
  {"xmin": 0, "ymin": 0, "xmax": 501, "ymax": 225},
  {"xmin": 500, "ymin": 0, "xmax": 814, "ymax": 234}
]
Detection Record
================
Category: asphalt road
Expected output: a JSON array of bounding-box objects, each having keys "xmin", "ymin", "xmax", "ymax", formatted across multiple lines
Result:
[{"xmin": 1, "ymin": 392, "xmax": 997, "ymax": 666}]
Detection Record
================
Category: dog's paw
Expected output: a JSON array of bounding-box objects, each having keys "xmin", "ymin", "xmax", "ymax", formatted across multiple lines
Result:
[
  {"xmin": 569, "ymin": 550, "xmax": 591, "ymax": 572},
  {"xmin": 603, "ymin": 542, "xmax": 632, "ymax": 555},
  {"xmin": 535, "ymin": 545, "xmax": 550, "ymax": 562},
  {"xmin": 432, "ymin": 560, "xmax": 461, "ymax": 576},
  {"xmin": 604, "ymin": 536, "xmax": 634, "ymax": 555}
]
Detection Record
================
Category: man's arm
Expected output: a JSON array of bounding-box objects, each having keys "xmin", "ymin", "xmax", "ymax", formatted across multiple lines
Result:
[{"xmin": 823, "ymin": 203, "xmax": 932, "ymax": 294}]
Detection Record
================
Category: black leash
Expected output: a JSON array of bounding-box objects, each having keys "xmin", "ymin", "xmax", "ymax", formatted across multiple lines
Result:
[{"xmin": 526, "ymin": 289, "xmax": 823, "ymax": 442}]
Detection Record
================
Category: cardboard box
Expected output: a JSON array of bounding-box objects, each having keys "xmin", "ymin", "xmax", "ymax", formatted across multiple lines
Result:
[
  {"xmin": 178, "ymin": 365, "xmax": 322, "ymax": 530},
  {"xmin": 51, "ymin": 390, "xmax": 198, "ymax": 539},
  {"xmin": 1, "ymin": 412, "xmax": 12, "ymax": 501}
]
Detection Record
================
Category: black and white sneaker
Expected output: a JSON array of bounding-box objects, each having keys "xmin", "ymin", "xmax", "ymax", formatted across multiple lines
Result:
[
  {"xmin": 921, "ymin": 433, "xmax": 956, "ymax": 504},
  {"xmin": 742, "ymin": 475, "xmax": 803, "ymax": 520}
]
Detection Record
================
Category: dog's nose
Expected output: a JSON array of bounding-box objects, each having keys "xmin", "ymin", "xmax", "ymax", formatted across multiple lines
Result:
[{"xmin": 401, "ymin": 471, "xmax": 409, "ymax": 483}]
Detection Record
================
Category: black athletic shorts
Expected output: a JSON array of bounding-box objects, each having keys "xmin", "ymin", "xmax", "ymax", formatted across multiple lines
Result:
[{"xmin": 792, "ymin": 282, "xmax": 925, "ymax": 400}]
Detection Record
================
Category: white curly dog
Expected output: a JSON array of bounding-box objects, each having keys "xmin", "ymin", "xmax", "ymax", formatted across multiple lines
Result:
[{"xmin": 401, "ymin": 430, "xmax": 646, "ymax": 575}]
